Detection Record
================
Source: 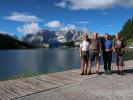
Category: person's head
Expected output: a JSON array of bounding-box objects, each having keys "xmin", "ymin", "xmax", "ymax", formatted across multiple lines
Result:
[
  {"xmin": 83, "ymin": 34, "xmax": 89, "ymax": 41},
  {"xmin": 104, "ymin": 33, "xmax": 109, "ymax": 40},
  {"xmin": 115, "ymin": 32, "xmax": 121, "ymax": 39},
  {"xmin": 93, "ymin": 32, "xmax": 98, "ymax": 39}
]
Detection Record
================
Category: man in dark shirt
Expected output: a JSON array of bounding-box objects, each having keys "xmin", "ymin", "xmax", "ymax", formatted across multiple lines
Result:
[
  {"xmin": 89, "ymin": 32, "xmax": 101, "ymax": 75},
  {"xmin": 102, "ymin": 33, "xmax": 113, "ymax": 74},
  {"xmin": 113, "ymin": 32, "xmax": 126, "ymax": 75}
]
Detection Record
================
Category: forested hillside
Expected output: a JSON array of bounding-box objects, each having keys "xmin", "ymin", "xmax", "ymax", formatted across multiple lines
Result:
[{"xmin": 120, "ymin": 17, "xmax": 133, "ymax": 47}]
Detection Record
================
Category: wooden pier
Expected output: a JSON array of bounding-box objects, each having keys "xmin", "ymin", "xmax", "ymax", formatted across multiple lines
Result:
[{"xmin": 0, "ymin": 60, "xmax": 133, "ymax": 100}]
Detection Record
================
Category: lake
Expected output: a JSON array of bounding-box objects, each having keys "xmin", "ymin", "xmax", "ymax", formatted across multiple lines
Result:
[
  {"xmin": 0, "ymin": 48, "xmax": 132, "ymax": 80},
  {"xmin": 0, "ymin": 48, "xmax": 81, "ymax": 80}
]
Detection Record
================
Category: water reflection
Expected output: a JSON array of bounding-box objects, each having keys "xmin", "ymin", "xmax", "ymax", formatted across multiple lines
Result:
[{"xmin": 0, "ymin": 48, "xmax": 80, "ymax": 80}]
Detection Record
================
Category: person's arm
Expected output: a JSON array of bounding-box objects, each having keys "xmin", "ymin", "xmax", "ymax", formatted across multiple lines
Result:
[
  {"xmin": 122, "ymin": 38, "xmax": 126, "ymax": 48},
  {"xmin": 99, "ymin": 40, "xmax": 102, "ymax": 56},
  {"xmin": 100, "ymin": 38, "xmax": 104, "ymax": 51},
  {"xmin": 110, "ymin": 40, "xmax": 114, "ymax": 51},
  {"xmin": 121, "ymin": 38, "xmax": 127, "ymax": 52},
  {"xmin": 79, "ymin": 44, "xmax": 82, "ymax": 58},
  {"xmin": 112, "ymin": 39, "xmax": 116, "ymax": 52}
]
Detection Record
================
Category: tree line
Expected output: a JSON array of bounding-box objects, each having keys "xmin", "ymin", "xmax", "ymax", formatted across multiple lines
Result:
[{"xmin": 120, "ymin": 17, "xmax": 133, "ymax": 47}]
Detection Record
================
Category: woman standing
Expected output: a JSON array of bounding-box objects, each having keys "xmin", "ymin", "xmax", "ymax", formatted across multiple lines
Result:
[{"xmin": 80, "ymin": 34, "xmax": 90, "ymax": 75}]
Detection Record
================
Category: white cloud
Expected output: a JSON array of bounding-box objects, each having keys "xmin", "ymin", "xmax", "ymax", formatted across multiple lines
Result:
[
  {"xmin": 55, "ymin": 1, "xmax": 66, "ymax": 8},
  {"xmin": 60, "ymin": 24, "xmax": 76, "ymax": 30},
  {"xmin": 75, "ymin": 21, "xmax": 91, "ymax": 24},
  {"xmin": 17, "ymin": 22, "xmax": 41, "ymax": 34},
  {"xmin": 45, "ymin": 20, "xmax": 62, "ymax": 28},
  {"xmin": 4, "ymin": 12, "xmax": 42, "ymax": 22},
  {"xmin": 55, "ymin": 0, "xmax": 133, "ymax": 10}
]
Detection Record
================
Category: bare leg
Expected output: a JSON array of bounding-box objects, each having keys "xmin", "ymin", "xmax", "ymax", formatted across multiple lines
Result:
[
  {"xmin": 81, "ymin": 60, "xmax": 85, "ymax": 75},
  {"xmin": 119, "ymin": 65, "xmax": 124, "ymax": 75},
  {"xmin": 84, "ymin": 60, "xmax": 88, "ymax": 75},
  {"xmin": 119, "ymin": 65, "xmax": 123, "ymax": 71},
  {"xmin": 95, "ymin": 55, "xmax": 100, "ymax": 75},
  {"xmin": 96, "ymin": 61, "xmax": 100, "ymax": 74},
  {"xmin": 117, "ymin": 65, "xmax": 120, "ymax": 71},
  {"xmin": 119, "ymin": 56, "xmax": 124, "ymax": 75},
  {"xmin": 88, "ymin": 61, "xmax": 92, "ymax": 75},
  {"xmin": 96, "ymin": 59, "xmax": 100, "ymax": 72}
]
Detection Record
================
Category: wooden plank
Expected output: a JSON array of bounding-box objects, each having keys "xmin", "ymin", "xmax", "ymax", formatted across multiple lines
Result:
[
  {"xmin": 47, "ymin": 73, "xmax": 84, "ymax": 82},
  {"xmin": 0, "ymin": 92, "xmax": 11, "ymax": 100},
  {"xmin": 21, "ymin": 78, "xmax": 58, "ymax": 91},
  {"xmin": 62, "ymin": 73, "xmax": 89, "ymax": 81},
  {"xmin": 0, "ymin": 68, "xmax": 100, "ymax": 100},
  {"xmin": 57, "ymin": 70, "xmax": 81, "ymax": 76},
  {"xmin": 64, "ymin": 72, "xmax": 81, "ymax": 77},
  {"xmin": 67, "ymin": 69, "xmax": 81, "ymax": 73},
  {"xmin": 36, "ymin": 75, "xmax": 67, "ymax": 86},
  {"xmin": 48, "ymin": 71, "xmax": 99, "ymax": 82},
  {"xmin": 60, "ymin": 71, "xmax": 89, "ymax": 81},
  {"xmin": 0, "ymin": 85, "xmax": 19, "ymax": 99},
  {"xmin": 0, "ymin": 82, "xmax": 30, "ymax": 98},
  {"xmin": 47, "ymin": 74, "xmax": 77, "ymax": 84},
  {"xmin": 8, "ymin": 80, "xmax": 41, "ymax": 93},
  {"xmin": 57, "ymin": 69, "xmax": 81, "ymax": 75}
]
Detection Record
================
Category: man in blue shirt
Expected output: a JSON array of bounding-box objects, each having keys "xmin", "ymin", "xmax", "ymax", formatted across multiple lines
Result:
[{"xmin": 102, "ymin": 33, "xmax": 113, "ymax": 74}]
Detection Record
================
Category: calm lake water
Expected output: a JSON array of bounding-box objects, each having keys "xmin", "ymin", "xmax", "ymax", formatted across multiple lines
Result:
[
  {"xmin": 0, "ymin": 48, "xmax": 132, "ymax": 80},
  {"xmin": 0, "ymin": 48, "xmax": 81, "ymax": 80}
]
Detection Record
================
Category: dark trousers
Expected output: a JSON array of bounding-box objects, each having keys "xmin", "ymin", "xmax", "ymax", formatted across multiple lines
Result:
[{"xmin": 103, "ymin": 51, "xmax": 112, "ymax": 71}]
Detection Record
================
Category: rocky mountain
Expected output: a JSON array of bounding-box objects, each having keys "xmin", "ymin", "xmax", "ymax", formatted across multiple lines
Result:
[{"xmin": 22, "ymin": 29, "xmax": 84, "ymax": 47}]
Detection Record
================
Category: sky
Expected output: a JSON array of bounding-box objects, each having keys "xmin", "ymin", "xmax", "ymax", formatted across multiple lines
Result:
[{"xmin": 0, "ymin": 0, "xmax": 133, "ymax": 37}]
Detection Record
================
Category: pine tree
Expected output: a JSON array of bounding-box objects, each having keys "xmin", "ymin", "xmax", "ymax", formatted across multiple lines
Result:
[{"xmin": 120, "ymin": 17, "xmax": 133, "ymax": 40}]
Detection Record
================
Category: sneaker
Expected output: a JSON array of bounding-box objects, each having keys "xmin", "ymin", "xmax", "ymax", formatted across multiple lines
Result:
[
  {"xmin": 84, "ymin": 70, "xmax": 88, "ymax": 75},
  {"xmin": 105, "ymin": 71, "xmax": 108, "ymax": 74},
  {"xmin": 80, "ymin": 72, "xmax": 84, "ymax": 75},
  {"xmin": 120, "ymin": 71, "xmax": 125, "ymax": 75},
  {"xmin": 108, "ymin": 71, "xmax": 112, "ymax": 75},
  {"xmin": 87, "ymin": 71, "xmax": 91, "ymax": 75},
  {"xmin": 96, "ymin": 71, "xmax": 101, "ymax": 75},
  {"xmin": 117, "ymin": 70, "xmax": 121, "ymax": 75}
]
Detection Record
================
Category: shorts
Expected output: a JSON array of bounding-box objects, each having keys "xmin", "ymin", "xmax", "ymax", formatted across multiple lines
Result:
[
  {"xmin": 116, "ymin": 52, "xmax": 124, "ymax": 66},
  {"xmin": 90, "ymin": 51, "xmax": 100, "ymax": 62},
  {"xmin": 81, "ymin": 51, "xmax": 89, "ymax": 61}
]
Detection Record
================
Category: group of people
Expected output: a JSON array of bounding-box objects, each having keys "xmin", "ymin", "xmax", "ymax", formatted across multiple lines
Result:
[{"xmin": 80, "ymin": 32, "xmax": 126, "ymax": 75}]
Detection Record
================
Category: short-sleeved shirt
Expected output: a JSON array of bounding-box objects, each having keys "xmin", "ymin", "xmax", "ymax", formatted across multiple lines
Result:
[
  {"xmin": 113, "ymin": 38, "xmax": 125, "ymax": 49},
  {"xmin": 80, "ymin": 40, "xmax": 89, "ymax": 51},
  {"xmin": 89, "ymin": 39, "xmax": 100, "ymax": 50}
]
